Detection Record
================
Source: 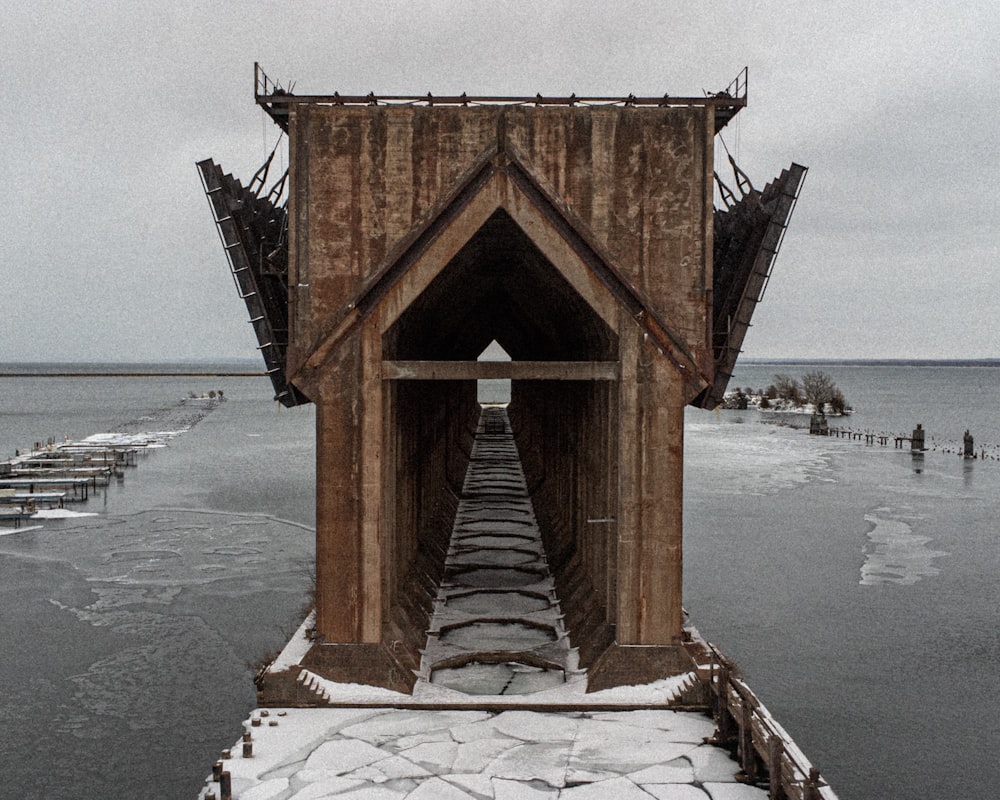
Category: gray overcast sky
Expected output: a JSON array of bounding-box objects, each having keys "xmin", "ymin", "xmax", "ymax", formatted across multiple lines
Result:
[{"xmin": 2, "ymin": 1, "xmax": 997, "ymax": 362}]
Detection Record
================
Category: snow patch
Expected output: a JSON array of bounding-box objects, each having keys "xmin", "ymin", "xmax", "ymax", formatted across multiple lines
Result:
[
  {"xmin": 860, "ymin": 508, "xmax": 948, "ymax": 586},
  {"xmin": 0, "ymin": 524, "xmax": 44, "ymax": 536},
  {"xmin": 32, "ymin": 508, "xmax": 98, "ymax": 519}
]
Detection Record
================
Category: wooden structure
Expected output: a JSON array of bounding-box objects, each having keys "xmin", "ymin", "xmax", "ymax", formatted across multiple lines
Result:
[
  {"xmin": 697, "ymin": 641, "xmax": 837, "ymax": 800},
  {"xmin": 199, "ymin": 65, "xmax": 805, "ymax": 694}
]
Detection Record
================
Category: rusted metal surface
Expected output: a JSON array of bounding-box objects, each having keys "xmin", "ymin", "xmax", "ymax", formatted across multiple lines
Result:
[
  {"xmin": 196, "ymin": 158, "xmax": 307, "ymax": 406},
  {"xmin": 201, "ymin": 68, "xmax": 805, "ymax": 696},
  {"xmin": 254, "ymin": 62, "xmax": 747, "ymax": 133}
]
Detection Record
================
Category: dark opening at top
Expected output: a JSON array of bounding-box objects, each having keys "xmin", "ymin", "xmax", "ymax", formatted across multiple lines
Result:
[{"xmin": 384, "ymin": 209, "xmax": 618, "ymax": 363}]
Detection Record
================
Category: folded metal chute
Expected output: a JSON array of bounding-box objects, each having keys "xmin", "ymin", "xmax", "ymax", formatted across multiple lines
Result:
[
  {"xmin": 196, "ymin": 157, "xmax": 308, "ymax": 407},
  {"xmin": 696, "ymin": 161, "xmax": 808, "ymax": 409}
]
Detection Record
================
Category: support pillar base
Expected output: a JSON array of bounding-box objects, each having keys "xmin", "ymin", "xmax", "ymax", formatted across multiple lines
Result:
[
  {"xmin": 257, "ymin": 642, "xmax": 417, "ymax": 706},
  {"xmin": 586, "ymin": 644, "xmax": 697, "ymax": 693}
]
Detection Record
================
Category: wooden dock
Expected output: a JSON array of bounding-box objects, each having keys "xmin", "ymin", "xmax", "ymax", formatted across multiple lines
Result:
[
  {"xmin": 0, "ymin": 431, "xmax": 181, "ymax": 528},
  {"xmin": 810, "ymin": 421, "xmax": 997, "ymax": 460}
]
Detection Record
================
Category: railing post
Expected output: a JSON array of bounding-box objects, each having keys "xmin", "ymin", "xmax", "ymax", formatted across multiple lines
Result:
[
  {"xmin": 740, "ymin": 694, "xmax": 758, "ymax": 783},
  {"xmin": 804, "ymin": 766, "xmax": 822, "ymax": 800},
  {"xmin": 768, "ymin": 735, "xmax": 784, "ymax": 799},
  {"xmin": 714, "ymin": 665, "xmax": 736, "ymax": 746}
]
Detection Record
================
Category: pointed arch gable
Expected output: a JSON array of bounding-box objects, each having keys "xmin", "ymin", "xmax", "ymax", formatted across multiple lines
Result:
[
  {"xmin": 375, "ymin": 167, "xmax": 621, "ymax": 339},
  {"xmin": 299, "ymin": 160, "xmax": 705, "ymax": 391}
]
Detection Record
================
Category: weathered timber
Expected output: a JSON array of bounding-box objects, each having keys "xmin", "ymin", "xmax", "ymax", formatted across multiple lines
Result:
[
  {"xmin": 203, "ymin": 69, "xmax": 806, "ymax": 695},
  {"xmin": 382, "ymin": 360, "xmax": 620, "ymax": 381},
  {"xmin": 703, "ymin": 644, "xmax": 837, "ymax": 800}
]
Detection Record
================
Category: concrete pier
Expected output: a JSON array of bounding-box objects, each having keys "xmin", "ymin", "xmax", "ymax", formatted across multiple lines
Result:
[
  {"xmin": 198, "ymin": 706, "xmax": 775, "ymax": 800},
  {"xmin": 211, "ymin": 408, "xmax": 837, "ymax": 799}
]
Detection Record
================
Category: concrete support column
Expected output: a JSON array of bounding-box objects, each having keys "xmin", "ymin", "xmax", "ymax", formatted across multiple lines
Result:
[
  {"xmin": 314, "ymin": 336, "xmax": 366, "ymax": 642},
  {"xmin": 616, "ymin": 324, "xmax": 684, "ymax": 645},
  {"xmin": 313, "ymin": 321, "xmax": 383, "ymax": 644}
]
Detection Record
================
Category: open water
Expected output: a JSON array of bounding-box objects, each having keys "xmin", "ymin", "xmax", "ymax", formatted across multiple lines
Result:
[
  {"xmin": 0, "ymin": 360, "xmax": 997, "ymax": 799},
  {"xmin": 685, "ymin": 360, "xmax": 1000, "ymax": 800},
  {"xmin": 0, "ymin": 368, "xmax": 316, "ymax": 799}
]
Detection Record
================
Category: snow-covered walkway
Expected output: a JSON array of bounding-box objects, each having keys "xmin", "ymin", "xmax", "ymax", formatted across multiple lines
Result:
[
  {"xmin": 199, "ymin": 707, "xmax": 768, "ymax": 800},
  {"xmin": 418, "ymin": 406, "xmax": 578, "ymax": 694},
  {"xmin": 197, "ymin": 407, "xmax": 767, "ymax": 799}
]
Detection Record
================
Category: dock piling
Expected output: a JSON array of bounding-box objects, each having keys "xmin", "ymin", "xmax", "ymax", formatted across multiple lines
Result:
[{"xmin": 768, "ymin": 735, "xmax": 785, "ymax": 799}]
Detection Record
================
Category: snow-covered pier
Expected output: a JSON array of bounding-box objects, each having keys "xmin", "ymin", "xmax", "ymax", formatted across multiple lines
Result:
[
  {"xmin": 194, "ymin": 74, "xmax": 826, "ymax": 796},
  {"xmin": 198, "ymin": 409, "xmax": 836, "ymax": 800}
]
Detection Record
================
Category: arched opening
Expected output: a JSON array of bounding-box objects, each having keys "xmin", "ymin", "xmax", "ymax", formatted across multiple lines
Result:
[{"xmin": 380, "ymin": 209, "xmax": 621, "ymax": 673}]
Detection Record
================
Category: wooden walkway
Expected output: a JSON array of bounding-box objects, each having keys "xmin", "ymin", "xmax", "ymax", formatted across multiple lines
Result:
[{"xmin": 419, "ymin": 406, "xmax": 579, "ymax": 694}]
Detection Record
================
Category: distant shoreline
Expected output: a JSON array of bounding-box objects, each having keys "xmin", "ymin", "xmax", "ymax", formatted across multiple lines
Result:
[
  {"xmin": 1, "ymin": 358, "xmax": 997, "ymax": 378},
  {"xmin": 0, "ymin": 372, "xmax": 265, "ymax": 378},
  {"xmin": 0, "ymin": 360, "xmax": 264, "ymax": 378},
  {"xmin": 740, "ymin": 358, "xmax": 1000, "ymax": 367}
]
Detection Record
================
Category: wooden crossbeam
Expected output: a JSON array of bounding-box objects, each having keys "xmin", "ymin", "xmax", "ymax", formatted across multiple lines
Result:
[{"xmin": 381, "ymin": 360, "xmax": 620, "ymax": 381}]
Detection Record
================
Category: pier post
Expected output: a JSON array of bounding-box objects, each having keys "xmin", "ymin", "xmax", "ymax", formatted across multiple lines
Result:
[
  {"xmin": 963, "ymin": 430, "xmax": 974, "ymax": 458},
  {"xmin": 713, "ymin": 665, "xmax": 737, "ymax": 746},
  {"xmin": 809, "ymin": 413, "xmax": 828, "ymax": 435},
  {"xmin": 740, "ymin": 695, "xmax": 759, "ymax": 782},
  {"xmin": 804, "ymin": 767, "xmax": 822, "ymax": 800},
  {"xmin": 768, "ymin": 735, "xmax": 784, "ymax": 799},
  {"xmin": 910, "ymin": 424, "xmax": 925, "ymax": 451}
]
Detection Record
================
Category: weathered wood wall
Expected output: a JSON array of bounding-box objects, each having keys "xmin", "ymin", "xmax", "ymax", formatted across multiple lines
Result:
[
  {"xmin": 508, "ymin": 378, "xmax": 619, "ymax": 668},
  {"xmin": 286, "ymin": 102, "xmax": 714, "ymax": 690},
  {"xmin": 286, "ymin": 105, "xmax": 713, "ymax": 379}
]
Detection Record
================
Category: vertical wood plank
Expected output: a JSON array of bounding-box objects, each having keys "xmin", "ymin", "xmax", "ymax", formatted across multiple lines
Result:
[
  {"xmin": 616, "ymin": 312, "xmax": 641, "ymax": 643},
  {"xmin": 360, "ymin": 315, "xmax": 383, "ymax": 642},
  {"xmin": 314, "ymin": 338, "xmax": 364, "ymax": 641},
  {"xmin": 617, "ymin": 315, "xmax": 685, "ymax": 644},
  {"xmin": 636, "ymin": 342, "xmax": 684, "ymax": 643}
]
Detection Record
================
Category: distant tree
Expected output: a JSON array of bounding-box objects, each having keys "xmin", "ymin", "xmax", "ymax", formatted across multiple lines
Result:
[
  {"xmin": 830, "ymin": 387, "xmax": 849, "ymax": 415},
  {"xmin": 772, "ymin": 373, "xmax": 803, "ymax": 404},
  {"xmin": 723, "ymin": 387, "xmax": 749, "ymax": 409},
  {"xmin": 802, "ymin": 371, "xmax": 840, "ymax": 414}
]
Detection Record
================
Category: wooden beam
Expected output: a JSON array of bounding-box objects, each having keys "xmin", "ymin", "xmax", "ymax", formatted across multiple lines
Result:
[{"xmin": 381, "ymin": 360, "xmax": 620, "ymax": 381}]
